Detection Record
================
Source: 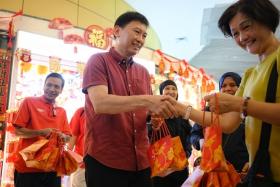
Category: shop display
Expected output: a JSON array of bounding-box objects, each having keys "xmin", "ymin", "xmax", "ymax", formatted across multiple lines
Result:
[
  {"xmin": 0, "ymin": 25, "xmax": 217, "ymax": 187},
  {"xmin": 0, "ymin": 30, "xmax": 156, "ymax": 187}
]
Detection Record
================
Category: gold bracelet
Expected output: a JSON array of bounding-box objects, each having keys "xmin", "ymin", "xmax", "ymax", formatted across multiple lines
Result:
[{"xmin": 184, "ymin": 105, "xmax": 192, "ymax": 120}]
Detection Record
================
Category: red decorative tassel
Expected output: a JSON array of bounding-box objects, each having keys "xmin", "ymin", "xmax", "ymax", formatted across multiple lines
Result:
[{"xmin": 7, "ymin": 19, "xmax": 13, "ymax": 49}]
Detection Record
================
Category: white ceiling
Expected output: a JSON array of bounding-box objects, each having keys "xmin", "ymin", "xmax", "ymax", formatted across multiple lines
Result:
[{"xmin": 125, "ymin": 0, "xmax": 280, "ymax": 80}]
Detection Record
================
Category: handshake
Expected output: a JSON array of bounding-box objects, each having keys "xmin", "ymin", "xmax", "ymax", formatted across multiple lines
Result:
[{"xmin": 148, "ymin": 95, "xmax": 192, "ymax": 130}]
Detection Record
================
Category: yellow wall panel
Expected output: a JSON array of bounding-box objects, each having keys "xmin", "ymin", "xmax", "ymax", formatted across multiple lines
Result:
[
  {"xmin": 145, "ymin": 28, "xmax": 161, "ymax": 49},
  {"xmin": 0, "ymin": 0, "xmax": 23, "ymax": 12},
  {"xmin": 79, "ymin": 0, "xmax": 115, "ymax": 22},
  {"xmin": 0, "ymin": 0, "xmax": 161, "ymax": 50},
  {"xmin": 78, "ymin": 7, "xmax": 113, "ymax": 29},
  {"xmin": 23, "ymin": 0, "xmax": 78, "ymax": 25},
  {"xmin": 68, "ymin": 0, "xmax": 79, "ymax": 4},
  {"xmin": 115, "ymin": 0, "xmax": 133, "ymax": 19}
]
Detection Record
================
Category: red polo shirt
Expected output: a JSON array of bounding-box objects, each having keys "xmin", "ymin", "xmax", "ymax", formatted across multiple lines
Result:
[
  {"xmin": 13, "ymin": 96, "xmax": 70, "ymax": 173},
  {"xmin": 69, "ymin": 107, "xmax": 85, "ymax": 156},
  {"xmin": 82, "ymin": 47, "xmax": 152, "ymax": 171}
]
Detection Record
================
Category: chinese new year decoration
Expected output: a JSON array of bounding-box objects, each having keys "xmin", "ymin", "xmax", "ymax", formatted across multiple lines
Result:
[
  {"xmin": 76, "ymin": 61, "xmax": 85, "ymax": 76},
  {"xmin": 153, "ymin": 49, "xmax": 216, "ymax": 94},
  {"xmin": 63, "ymin": 34, "xmax": 85, "ymax": 54},
  {"xmin": 16, "ymin": 48, "xmax": 32, "ymax": 74},
  {"xmin": 84, "ymin": 25, "xmax": 109, "ymax": 49},
  {"xmin": 0, "ymin": 10, "xmax": 23, "ymax": 48},
  {"xmin": 49, "ymin": 17, "xmax": 73, "ymax": 39},
  {"xmin": 0, "ymin": 49, "xmax": 12, "ymax": 116},
  {"xmin": 37, "ymin": 65, "xmax": 48, "ymax": 75},
  {"xmin": 49, "ymin": 56, "xmax": 61, "ymax": 72}
]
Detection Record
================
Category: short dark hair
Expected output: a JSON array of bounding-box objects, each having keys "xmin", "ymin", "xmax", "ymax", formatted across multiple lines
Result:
[
  {"xmin": 218, "ymin": 0, "xmax": 279, "ymax": 37},
  {"xmin": 45, "ymin": 72, "xmax": 65, "ymax": 88},
  {"xmin": 114, "ymin": 11, "xmax": 149, "ymax": 28}
]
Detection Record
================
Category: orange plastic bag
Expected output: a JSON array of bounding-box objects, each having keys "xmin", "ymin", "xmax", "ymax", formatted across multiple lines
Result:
[
  {"xmin": 182, "ymin": 94, "xmax": 240, "ymax": 187},
  {"xmin": 19, "ymin": 139, "xmax": 49, "ymax": 162},
  {"xmin": 56, "ymin": 149, "xmax": 78, "ymax": 176},
  {"xmin": 147, "ymin": 118, "xmax": 188, "ymax": 177},
  {"xmin": 19, "ymin": 132, "xmax": 60, "ymax": 171}
]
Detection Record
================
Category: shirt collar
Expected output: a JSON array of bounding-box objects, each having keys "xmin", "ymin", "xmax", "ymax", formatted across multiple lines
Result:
[
  {"xmin": 40, "ymin": 96, "xmax": 56, "ymax": 106},
  {"xmin": 109, "ymin": 47, "xmax": 134, "ymax": 66}
]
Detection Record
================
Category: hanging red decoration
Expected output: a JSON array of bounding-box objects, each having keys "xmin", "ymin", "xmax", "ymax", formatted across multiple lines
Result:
[
  {"xmin": 191, "ymin": 75, "xmax": 197, "ymax": 85},
  {"xmin": 183, "ymin": 66, "xmax": 189, "ymax": 78},
  {"xmin": 48, "ymin": 18, "xmax": 73, "ymax": 39},
  {"xmin": 158, "ymin": 58, "xmax": 165, "ymax": 75},
  {"xmin": 63, "ymin": 34, "xmax": 84, "ymax": 54},
  {"xmin": 168, "ymin": 64, "xmax": 175, "ymax": 80},
  {"xmin": 206, "ymin": 81, "xmax": 216, "ymax": 93},
  {"xmin": 19, "ymin": 49, "xmax": 31, "ymax": 63},
  {"xmin": 169, "ymin": 64, "xmax": 174, "ymax": 74},
  {"xmin": 37, "ymin": 65, "xmax": 48, "ymax": 75},
  {"xmin": 20, "ymin": 62, "xmax": 32, "ymax": 73},
  {"xmin": 49, "ymin": 56, "xmax": 61, "ymax": 72},
  {"xmin": 0, "ymin": 10, "xmax": 23, "ymax": 49},
  {"xmin": 178, "ymin": 63, "xmax": 183, "ymax": 76},
  {"xmin": 210, "ymin": 81, "xmax": 215, "ymax": 91},
  {"xmin": 84, "ymin": 25, "xmax": 109, "ymax": 49},
  {"xmin": 199, "ymin": 67, "xmax": 206, "ymax": 75},
  {"xmin": 202, "ymin": 75, "xmax": 208, "ymax": 88}
]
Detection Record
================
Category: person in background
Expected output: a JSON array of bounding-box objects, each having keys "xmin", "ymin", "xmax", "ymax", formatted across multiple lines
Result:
[
  {"xmin": 190, "ymin": 72, "xmax": 248, "ymax": 172},
  {"xmin": 173, "ymin": 0, "xmax": 280, "ymax": 184},
  {"xmin": 68, "ymin": 107, "xmax": 86, "ymax": 187},
  {"xmin": 82, "ymin": 11, "xmax": 178, "ymax": 187},
  {"xmin": 12, "ymin": 72, "xmax": 71, "ymax": 187},
  {"xmin": 148, "ymin": 80, "xmax": 192, "ymax": 187}
]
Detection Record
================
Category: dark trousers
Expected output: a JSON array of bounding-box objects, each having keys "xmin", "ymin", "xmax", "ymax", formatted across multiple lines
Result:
[
  {"xmin": 152, "ymin": 167, "xmax": 189, "ymax": 187},
  {"xmin": 84, "ymin": 154, "xmax": 152, "ymax": 187},
  {"xmin": 14, "ymin": 170, "xmax": 61, "ymax": 187}
]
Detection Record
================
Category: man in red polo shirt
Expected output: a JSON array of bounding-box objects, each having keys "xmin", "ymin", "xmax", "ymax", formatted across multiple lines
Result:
[
  {"xmin": 13, "ymin": 72, "xmax": 71, "ymax": 187},
  {"xmin": 82, "ymin": 11, "xmax": 178, "ymax": 187},
  {"xmin": 68, "ymin": 107, "xmax": 86, "ymax": 187}
]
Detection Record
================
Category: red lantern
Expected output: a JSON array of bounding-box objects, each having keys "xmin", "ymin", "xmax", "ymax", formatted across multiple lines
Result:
[
  {"xmin": 183, "ymin": 66, "xmax": 189, "ymax": 78},
  {"xmin": 49, "ymin": 18, "xmax": 73, "ymax": 39},
  {"xmin": 178, "ymin": 63, "xmax": 183, "ymax": 76},
  {"xmin": 158, "ymin": 58, "xmax": 165, "ymax": 75},
  {"xmin": 191, "ymin": 75, "xmax": 197, "ymax": 85},
  {"xmin": 64, "ymin": 34, "xmax": 84, "ymax": 54},
  {"xmin": 169, "ymin": 64, "xmax": 174, "ymax": 74}
]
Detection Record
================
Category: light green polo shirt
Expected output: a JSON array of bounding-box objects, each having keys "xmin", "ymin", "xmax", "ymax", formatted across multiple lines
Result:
[{"xmin": 236, "ymin": 48, "xmax": 280, "ymax": 182}]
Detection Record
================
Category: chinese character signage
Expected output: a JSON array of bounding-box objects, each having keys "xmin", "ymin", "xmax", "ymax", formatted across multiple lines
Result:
[
  {"xmin": 0, "ymin": 49, "xmax": 12, "ymax": 116},
  {"xmin": 84, "ymin": 25, "xmax": 109, "ymax": 49},
  {"xmin": 49, "ymin": 56, "xmax": 61, "ymax": 72}
]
